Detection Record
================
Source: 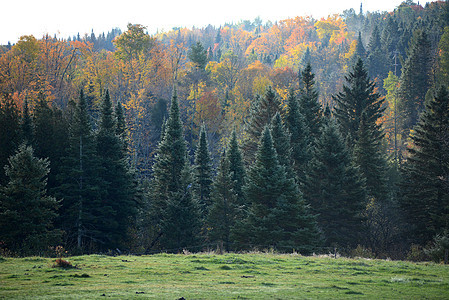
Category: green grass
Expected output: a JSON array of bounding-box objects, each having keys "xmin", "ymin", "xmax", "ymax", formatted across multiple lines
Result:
[{"xmin": 0, "ymin": 253, "xmax": 448, "ymax": 299}]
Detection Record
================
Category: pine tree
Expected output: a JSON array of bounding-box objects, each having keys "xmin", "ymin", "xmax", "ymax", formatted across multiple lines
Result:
[
  {"xmin": 207, "ymin": 150, "xmax": 237, "ymax": 251},
  {"xmin": 333, "ymin": 57, "xmax": 385, "ymax": 147},
  {"xmin": 299, "ymin": 63, "xmax": 322, "ymax": 142},
  {"xmin": 353, "ymin": 111, "xmax": 388, "ymax": 201},
  {"xmin": 398, "ymin": 30, "xmax": 433, "ymax": 134},
  {"xmin": 33, "ymin": 96, "xmax": 70, "ymax": 192},
  {"xmin": 160, "ymin": 159, "xmax": 202, "ymax": 252},
  {"xmin": 115, "ymin": 100, "xmax": 128, "ymax": 151},
  {"xmin": 151, "ymin": 89, "xmax": 202, "ymax": 251},
  {"xmin": 351, "ymin": 32, "xmax": 367, "ymax": 66},
  {"xmin": 96, "ymin": 90, "xmax": 137, "ymax": 249},
  {"xmin": 193, "ymin": 124, "xmax": 213, "ymax": 215},
  {"xmin": 285, "ymin": 89, "xmax": 309, "ymax": 183},
  {"xmin": 56, "ymin": 90, "xmax": 103, "ymax": 250},
  {"xmin": 21, "ymin": 97, "xmax": 33, "ymax": 144},
  {"xmin": 226, "ymin": 130, "xmax": 246, "ymax": 209},
  {"xmin": 0, "ymin": 144, "xmax": 61, "ymax": 255},
  {"xmin": 304, "ymin": 119, "xmax": 366, "ymax": 248},
  {"xmin": 270, "ymin": 113, "xmax": 295, "ymax": 180},
  {"xmin": 0, "ymin": 95, "xmax": 21, "ymax": 185},
  {"xmin": 243, "ymin": 86, "xmax": 283, "ymax": 163},
  {"xmin": 367, "ymin": 25, "xmax": 387, "ymax": 81},
  {"xmin": 237, "ymin": 126, "xmax": 321, "ymax": 253},
  {"xmin": 400, "ymin": 86, "xmax": 449, "ymax": 244}
]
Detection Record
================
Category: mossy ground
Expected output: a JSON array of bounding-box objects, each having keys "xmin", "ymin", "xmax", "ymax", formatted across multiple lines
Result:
[{"xmin": 1, "ymin": 253, "xmax": 448, "ymax": 299}]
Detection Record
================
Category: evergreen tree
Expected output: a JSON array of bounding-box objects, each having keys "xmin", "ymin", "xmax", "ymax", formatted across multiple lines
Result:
[
  {"xmin": 270, "ymin": 113, "xmax": 295, "ymax": 180},
  {"xmin": 193, "ymin": 124, "xmax": 213, "ymax": 215},
  {"xmin": 21, "ymin": 98, "xmax": 33, "ymax": 144},
  {"xmin": 56, "ymin": 90, "xmax": 102, "ymax": 250},
  {"xmin": 0, "ymin": 94, "xmax": 21, "ymax": 185},
  {"xmin": 353, "ymin": 111, "xmax": 388, "ymax": 201},
  {"xmin": 285, "ymin": 89, "xmax": 309, "ymax": 184},
  {"xmin": 160, "ymin": 159, "xmax": 202, "ymax": 252},
  {"xmin": 333, "ymin": 57, "xmax": 385, "ymax": 147},
  {"xmin": 400, "ymin": 86, "xmax": 449, "ymax": 244},
  {"xmin": 367, "ymin": 25, "xmax": 387, "ymax": 81},
  {"xmin": 226, "ymin": 130, "xmax": 246, "ymax": 209},
  {"xmin": 304, "ymin": 119, "xmax": 366, "ymax": 248},
  {"xmin": 398, "ymin": 30, "xmax": 433, "ymax": 134},
  {"xmin": 115, "ymin": 100, "xmax": 128, "ymax": 150},
  {"xmin": 207, "ymin": 150, "xmax": 237, "ymax": 251},
  {"xmin": 237, "ymin": 126, "xmax": 321, "ymax": 253},
  {"xmin": 33, "ymin": 96, "xmax": 70, "ymax": 192},
  {"xmin": 96, "ymin": 90, "xmax": 137, "ymax": 249},
  {"xmin": 151, "ymin": 89, "xmax": 202, "ymax": 251},
  {"xmin": 243, "ymin": 86, "xmax": 282, "ymax": 163},
  {"xmin": 351, "ymin": 32, "xmax": 367, "ymax": 66},
  {"xmin": 0, "ymin": 144, "xmax": 60, "ymax": 255},
  {"xmin": 299, "ymin": 63, "xmax": 322, "ymax": 142}
]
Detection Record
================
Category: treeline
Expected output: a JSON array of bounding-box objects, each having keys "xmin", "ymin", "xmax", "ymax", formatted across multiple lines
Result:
[{"xmin": 0, "ymin": 1, "xmax": 448, "ymax": 258}]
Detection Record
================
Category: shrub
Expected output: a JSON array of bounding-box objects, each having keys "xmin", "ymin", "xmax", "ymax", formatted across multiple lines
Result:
[
  {"xmin": 351, "ymin": 245, "xmax": 375, "ymax": 259},
  {"xmin": 406, "ymin": 244, "xmax": 428, "ymax": 262},
  {"xmin": 424, "ymin": 231, "xmax": 449, "ymax": 263}
]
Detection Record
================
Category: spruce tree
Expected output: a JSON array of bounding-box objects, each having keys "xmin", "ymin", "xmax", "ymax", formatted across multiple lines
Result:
[
  {"xmin": 0, "ymin": 144, "xmax": 61, "ymax": 255},
  {"xmin": 33, "ymin": 96, "xmax": 70, "ymax": 192},
  {"xmin": 193, "ymin": 124, "xmax": 213, "ymax": 215},
  {"xmin": 151, "ymin": 89, "xmax": 202, "ymax": 251},
  {"xmin": 285, "ymin": 89, "xmax": 309, "ymax": 183},
  {"xmin": 237, "ymin": 126, "xmax": 321, "ymax": 253},
  {"xmin": 226, "ymin": 130, "xmax": 246, "ymax": 209},
  {"xmin": 56, "ymin": 90, "xmax": 103, "ymax": 250},
  {"xmin": 160, "ymin": 159, "xmax": 202, "ymax": 252},
  {"xmin": 353, "ymin": 111, "xmax": 388, "ymax": 202},
  {"xmin": 367, "ymin": 25, "xmax": 387, "ymax": 81},
  {"xmin": 243, "ymin": 86, "xmax": 282, "ymax": 163},
  {"xmin": 398, "ymin": 30, "xmax": 433, "ymax": 134},
  {"xmin": 0, "ymin": 95, "xmax": 21, "ymax": 185},
  {"xmin": 400, "ymin": 86, "xmax": 449, "ymax": 244},
  {"xmin": 299, "ymin": 63, "xmax": 322, "ymax": 142},
  {"xmin": 351, "ymin": 32, "xmax": 367, "ymax": 66},
  {"xmin": 21, "ymin": 98, "xmax": 33, "ymax": 144},
  {"xmin": 96, "ymin": 90, "xmax": 137, "ymax": 249},
  {"xmin": 207, "ymin": 150, "xmax": 237, "ymax": 251},
  {"xmin": 333, "ymin": 57, "xmax": 385, "ymax": 147},
  {"xmin": 270, "ymin": 113, "xmax": 295, "ymax": 180},
  {"xmin": 304, "ymin": 119, "xmax": 366, "ymax": 248}
]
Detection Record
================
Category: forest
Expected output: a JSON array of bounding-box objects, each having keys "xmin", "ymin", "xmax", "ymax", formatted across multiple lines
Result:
[{"xmin": 0, "ymin": 0, "xmax": 448, "ymax": 261}]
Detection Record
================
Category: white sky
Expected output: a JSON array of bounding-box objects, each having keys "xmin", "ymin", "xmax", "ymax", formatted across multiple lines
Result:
[{"xmin": 1, "ymin": 0, "xmax": 422, "ymax": 44}]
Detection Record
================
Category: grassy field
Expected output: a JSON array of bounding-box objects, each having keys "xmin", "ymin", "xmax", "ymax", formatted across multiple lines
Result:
[{"xmin": 0, "ymin": 253, "xmax": 448, "ymax": 299}]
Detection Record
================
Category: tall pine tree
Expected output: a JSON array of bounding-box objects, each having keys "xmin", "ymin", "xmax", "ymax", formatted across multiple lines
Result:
[
  {"xmin": 227, "ymin": 129, "xmax": 246, "ymax": 209},
  {"xmin": 56, "ymin": 90, "xmax": 103, "ymax": 251},
  {"xmin": 207, "ymin": 149, "xmax": 238, "ymax": 251},
  {"xmin": 299, "ymin": 63, "xmax": 322, "ymax": 142},
  {"xmin": 398, "ymin": 30, "xmax": 433, "ymax": 135},
  {"xmin": 151, "ymin": 89, "xmax": 202, "ymax": 251},
  {"xmin": 96, "ymin": 90, "xmax": 137, "ymax": 249},
  {"xmin": 333, "ymin": 57, "xmax": 385, "ymax": 147},
  {"xmin": 400, "ymin": 86, "xmax": 449, "ymax": 244},
  {"xmin": 236, "ymin": 126, "xmax": 321, "ymax": 253},
  {"xmin": 285, "ymin": 89, "xmax": 309, "ymax": 184},
  {"xmin": 304, "ymin": 119, "xmax": 366, "ymax": 249},
  {"xmin": 193, "ymin": 124, "xmax": 213, "ymax": 215},
  {"xmin": 243, "ymin": 86, "xmax": 283, "ymax": 164}
]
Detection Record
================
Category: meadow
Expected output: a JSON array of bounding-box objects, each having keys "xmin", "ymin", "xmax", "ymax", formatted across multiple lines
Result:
[{"xmin": 1, "ymin": 253, "xmax": 448, "ymax": 299}]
